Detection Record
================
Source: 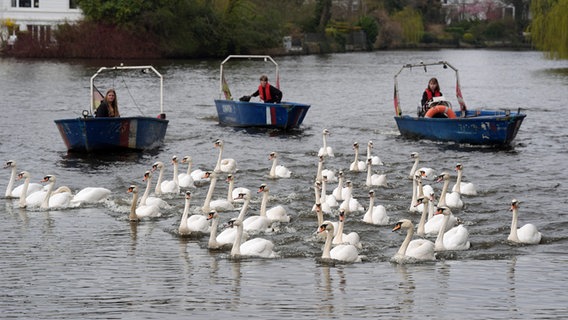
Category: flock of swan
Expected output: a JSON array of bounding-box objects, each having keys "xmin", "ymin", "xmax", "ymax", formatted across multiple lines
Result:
[{"xmin": 3, "ymin": 130, "xmax": 542, "ymax": 264}]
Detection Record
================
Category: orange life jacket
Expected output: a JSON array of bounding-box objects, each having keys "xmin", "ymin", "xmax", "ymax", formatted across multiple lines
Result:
[
  {"xmin": 425, "ymin": 88, "xmax": 442, "ymax": 101},
  {"xmin": 258, "ymin": 83, "xmax": 272, "ymax": 102}
]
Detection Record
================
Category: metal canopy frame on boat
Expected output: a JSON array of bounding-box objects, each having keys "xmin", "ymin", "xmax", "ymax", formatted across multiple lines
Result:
[
  {"xmin": 90, "ymin": 65, "xmax": 164, "ymax": 115},
  {"xmin": 218, "ymin": 55, "xmax": 280, "ymax": 100}
]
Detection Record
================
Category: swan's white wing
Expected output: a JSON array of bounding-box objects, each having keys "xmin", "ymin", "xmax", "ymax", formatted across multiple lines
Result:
[
  {"xmin": 517, "ymin": 224, "xmax": 542, "ymax": 244},
  {"xmin": 330, "ymin": 244, "xmax": 360, "ymax": 262},
  {"xmin": 240, "ymin": 238, "xmax": 276, "ymax": 258},
  {"xmin": 187, "ymin": 215, "xmax": 210, "ymax": 233}
]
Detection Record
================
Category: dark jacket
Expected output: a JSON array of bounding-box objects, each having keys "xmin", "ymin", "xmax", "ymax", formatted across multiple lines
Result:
[{"xmin": 95, "ymin": 101, "xmax": 118, "ymax": 117}]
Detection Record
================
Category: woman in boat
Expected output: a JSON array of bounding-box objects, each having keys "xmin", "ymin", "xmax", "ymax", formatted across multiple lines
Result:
[
  {"xmin": 95, "ymin": 89, "xmax": 120, "ymax": 117},
  {"xmin": 421, "ymin": 77, "xmax": 442, "ymax": 112},
  {"xmin": 250, "ymin": 75, "xmax": 282, "ymax": 103}
]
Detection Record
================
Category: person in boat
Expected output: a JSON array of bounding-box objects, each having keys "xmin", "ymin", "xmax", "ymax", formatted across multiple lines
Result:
[
  {"xmin": 420, "ymin": 77, "xmax": 442, "ymax": 115},
  {"xmin": 249, "ymin": 75, "xmax": 282, "ymax": 103},
  {"xmin": 95, "ymin": 88, "xmax": 120, "ymax": 117}
]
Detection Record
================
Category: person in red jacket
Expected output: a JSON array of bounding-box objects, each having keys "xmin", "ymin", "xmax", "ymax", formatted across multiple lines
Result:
[
  {"xmin": 250, "ymin": 75, "xmax": 282, "ymax": 103},
  {"xmin": 421, "ymin": 77, "xmax": 442, "ymax": 110}
]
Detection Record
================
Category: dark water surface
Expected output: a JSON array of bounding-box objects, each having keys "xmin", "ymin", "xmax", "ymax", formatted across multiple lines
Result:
[{"xmin": 1, "ymin": 50, "xmax": 568, "ymax": 319}]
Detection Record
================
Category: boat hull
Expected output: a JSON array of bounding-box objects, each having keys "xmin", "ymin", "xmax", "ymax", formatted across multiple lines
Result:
[
  {"xmin": 54, "ymin": 117, "xmax": 168, "ymax": 152},
  {"xmin": 214, "ymin": 100, "xmax": 310, "ymax": 130},
  {"xmin": 394, "ymin": 110, "xmax": 526, "ymax": 146}
]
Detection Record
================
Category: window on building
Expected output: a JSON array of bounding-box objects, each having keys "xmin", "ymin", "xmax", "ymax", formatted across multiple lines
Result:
[
  {"xmin": 70, "ymin": 0, "xmax": 78, "ymax": 9},
  {"xmin": 19, "ymin": 0, "xmax": 32, "ymax": 7},
  {"xmin": 34, "ymin": 0, "xmax": 39, "ymax": 8}
]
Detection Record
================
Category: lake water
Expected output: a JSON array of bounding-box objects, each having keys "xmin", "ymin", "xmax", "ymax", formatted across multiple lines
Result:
[{"xmin": 1, "ymin": 49, "xmax": 568, "ymax": 319}]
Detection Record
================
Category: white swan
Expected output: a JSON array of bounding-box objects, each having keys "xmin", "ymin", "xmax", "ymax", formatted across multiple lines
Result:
[
  {"xmin": 318, "ymin": 221, "xmax": 362, "ymax": 263},
  {"xmin": 227, "ymin": 174, "xmax": 251, "ymax": 203},
  {"xmin": 212, "ymin": 192, "xmax": 252, "ymax": 248},
  {"xmin": 179, "ymin": 191, "xmax": 210, "ymax": 235},
  {"xmin": 318, "ymin": 128, "xmax": 334, "ymax": 157},
  {"xmin": 40, "ymin": 175, "xmax": 73, "ymax": 209},
  {"xmin": 365, "ymin": 158, "xmax": 387, "ymax": 187},
  {"xmin": 436, "ymin": 172, "xmax": 463, "ymax": 210},
  {"xmin": 242, "ymin": 185, "xmax": 273, "ymax": 232},
  {"xmin": 392, "ymin": 219, "xmax": 436, "ymax": 262},
  {"xmin": 339, "ymin": 180, "xmax": 364, "ymax": 214},
  {"xmin": 214, "ymin": 139, "xmax": 237, "ymax": 173},
  {"xmin": 434, "ymin": 207, "xmax": 470, "ymax": 251},
  {"xmin": 321, "ymin": 176, "xmax": 338, "ymax": 208},
  {"xmin": 229, "ymin": 218, "xmax": 278, "ymax": 258},
  {"xmin": 312, "ymin": 180, "xmax": 332, "ymax": 215},
  {"xmin": 362, "ymin": 190, "xmax": 389, "ymax": 225},
  {"xmin": 69, "ymin": 187, "xmax": 111, "ymax": 206},
  {"xmin": 268, "ymin": 152, "xmax": 291, "ymax": 178},
  {"xmin": 333, "ymin": 210, "xmax": 362, "ymax": 249},
  {"xmin": 408, "ymin": 152, "xmax": 436, "ymax": 180},
  {"xmin": 508, "ymin": 199, "xmax": 541, "ymax": 244},
  {"xmin": 127, "ymin": 185, "xmax": 161, "ymax": 220},
  {"xmin": 415, "ymin": 196, "xmax": 430, "ymax": 237},
  {"xmin": 349, "ymin": 142, "xmax": 366, "ymax": 172},
  {"xmin": 332, "ymin": 171, "xmax": 349, "ymax": 201},
  {"xmin": 202, "ymin": 171, "xmax": 234, "ymax": 213},
  {"xmin": 5, "ymin": 160, "xmax": 42, "ymax": 198},
  {"xmin": 178, "ymin": 155, "xmax": 196, "ymax": 188},
  {"xmin": 139, "ymin": 171, "xmax": 169, "ymax": 209},
  {"xmin": 16, "ymin": 171, "xmax": 46, "ymax": 208},
  {"xmin": 316, "ymin": 153, "xmax": 337, "ymax": 183},
  {"xmin": 409, "ymin": 171, "xmax": 423, "ymax": 213},
  {"xmin": 259, "ymin": 183, "xmax": 289, "ymax": 222},
  {"xmin": 152, "ymin": 159, "xmax": 180, "ymax": 195},
  {"xmin": 452, "ymin": 163, "xmax": 477, "ymax": 196},
  {"xmin": 366, "ymin": 140, "xmax": 383, "ymax": 165}
]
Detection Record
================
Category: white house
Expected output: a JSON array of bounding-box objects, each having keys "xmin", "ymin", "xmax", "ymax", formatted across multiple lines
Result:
[{"xmin": 0, "ymin": 0, "xmax": 82, "ymax": 44}]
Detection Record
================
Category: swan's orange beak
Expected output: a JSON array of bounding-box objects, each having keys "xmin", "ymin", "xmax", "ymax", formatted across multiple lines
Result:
[{"xmin": 392, "ymin": 223, "xmax": 402, "ymax": 232}]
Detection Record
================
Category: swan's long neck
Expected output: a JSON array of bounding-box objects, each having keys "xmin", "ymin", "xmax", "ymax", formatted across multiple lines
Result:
[
  {"xmin": 140, "ymin": 176, "xmax": 152, "ymax": 206},
  {"xmin": 269, "ymin": 156, "xmax": 278, "ymax": 177},
  {"xmin": 316, "ymin": 160, "xmax": 323, "ymax": 182},
  {"xmin": 155, "ymin": 166, "xmax": 165, "ymax": 195},
  {"xmin": 508, "ymin": 207, "xmax": 519, "ymax": 242},
  {"xmin": 435, "ymin": 213, "xmax": 451, "ymax": 250},
  {"xmin": 314, "ymin": 185, "xmax": 321, "ymax": 204},
  {"xmin": 179, "ymin": 198, "xmax": 191, "ymax": 234},
  {"xmin": 322, "ymin": 229, "xmax": 333, "ymax": 259},
  {"xmin": 185, "ymin": 161, "xmax": 192, "ymax": 175},
  {"xmin": 367, "ymin": 144, "xmax": 372, "ymax": 160},
  {"xmin": 260, "ymin": 190, "xmax": 269, "ymax": 217},
  {"xmin": 202, "ymin": 174, "xmax": 218, "ymax": 213},
  {"xmin": 366, "ymin": 194, "xmax": 375, "ymax": 216},
  {"xmin": 316, "ymin": 207, "xmax": 323, "ymax": 227},
  {"xmin": 428, "ymin": 198, "xmax": 435, "ymax": 220},
  {"xmin": 439, "ymin": 177, "xmax": 450, "ymax": 207},
  {"xmin": 227, "ymin": 179, "xmax": 234, "ymax": 202},
  {"xmin": 322, "ymin": 133, "xmax": 328, "ymax": 149},
  {"xmin": 236, "ymin": 197, "xmax": 250, "ymax": 221},
  {"xmin": 409, "ymin": 176, "xmax": 418, "ymax": 211},
  {"xmin": 455, "ymin": 169, "xmax": 463, "ymax": 193},
  {"xmin": 230, "ymin": 222, "xmax": 243, "ymax": 257},
  {"xmin": 214, "ymin": 145, "xmax": 224, "ymax": 172},
  {"xmin": 366, "ymin": 162, "xmax": 372, "ymax": 186},
  {"xmin": 208, "ymin": 215, "xmax": 220, "ymax": 248},
  {"xmin": 40, "ymin": 180, "xmax": 55, "ymax": 209},
  {"xmin": 334, "ymin": 219, "xmax": 344, "ymax": 243},
  {"xmin": 129, "ymin": 191, "xmax": 139, "ymax": 221},
  {"xmin": 18, "ymin": 176, "xmax": 29, "ymax": 208},
  {"xmin": 409, "ymin": 158, "xmax": 419, "ymax": 179},
  {"xmin": 173, "ymin": 161, "xmax": 179, "ymax": 185},
  {"xmin": 417, "ymin": 199, "xmax": 429, "ymax": 236},
  {"xmin": 321, "ymin": 180, "xmax": 328, "ymax": 200},
  {"xmin": 5, "ymin": 166, "xmax": 16, "ymax": 197},
  {"xmin": 397, "ymin": 227, "xmax": 414, "ymax": 257}
]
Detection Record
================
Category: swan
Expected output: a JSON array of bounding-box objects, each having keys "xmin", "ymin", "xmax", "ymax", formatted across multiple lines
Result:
[
  {"xmin": 415, "ymin": 196, "xmax": 430, "ymax": 237},
  {"xmin": 40, "ymin": 175, "xmax": 73, "ymax": 209},
  {"xmin": 69, "ymin": 187, "xmax": 111, "ymax": 206},
  {"xmin": 139, "ymin": 171, "xmax": 169, "ymax": 209},
  {"xmin": 339, "ymin": 180, "xmax": 364, "ymax": 214},
  {"xmin": 333, "ymin": 210, "xmax": 362, "ymax": 249},
  {"xmin": 332, "ymin": 171, "xmax": 349, "ymax": 201},
  {"xmin": 16, "ymin": 171, "xmax": 46, "ymax": 208},
  {"xmin": 316, "ymin": 153, "xmax": 337, "ymax": 183},
  {"xmin": 212, "ymin": 192, "xmax": 252, "ymax": 248},
  {"xmin": 178, "ymin": 155, "xmax": 196, "ymax": 188},
  {"xmin": 4, "ymin": 160, "xmax": 42, "ymax": 198},
  {"xmin": 366, "ymin": 140, "xmax": 383, "ymax": 165},
  {"xmin": 362, "ymin": 190, "xmax": 389, "ymax": 225},
  {"xmin": 152, "ymin": 159, "xmax": 180, "ymax": 195},
  {"xmin": 179, "ymin": 191, "xmax": 210, "ymax": 235},
  {"xmin": 321, "ymin": 175, "xmax": 338, "ymax": 208},
  {"xmin": 365, "ymin": 158, "xmax": 387, "ymax": 187},
  {"xmin": 434, "ymin": 207, "xmax": 470, "ymax": 251},
  {"xmin": 452, "ymin": 163, "xmax": 477, "ymax": 196},
  {"xmin": 214, "ymin": 139, "xmax": 237, "ymax": 173},
  {"xmin": 318, "ymin": 128, "xmax": 334, "ymax": 157},
  {"xmin": 436, "ymin": 172, "xmax": 463, "ymax": 210},
  {"xmin": 268, "ymin": 152, "xmax": 291, "ymax": 178},
  {"xmin": 229, "ymin": 218, "xmax": 278, "ymax": 258},
  {"xmin": 242, "ymin": 185, "xmax": 273, "ymax": 232},
  {"xmin": 408, "ymin": 152, "xmax": 436, "ymax": 180},
  {"xmin": 227, "ymin": 174, "xmax": 251, "ymax": 203},
  {"xmin": 392, "ymin": 219, "xmax": 436, "ymax": 262},
  {"xmin": 409, "ymin": 171, "xmax": 422, "ymax": 213},
  {"xmin": 127, "ymin": 185, "xmax": 161, "ymax": 221},
  {"xmin": 202, "ymin": 171, "xmax": 234, "ymax": 213},
  {"xmin": 508, "ymin": 199, "xmax": 541, "ymax": 244},
  {"xmin": 312, "ymin": 180, "xmax": 332, "ymax": 215},
  {"xmin": 349, "ymin": 142, "xmax": 366, "ymax": 172},
  {"xmin": 259, "ymin": 183, "xmax": 290, "ymax": 222},
  {"xmin": 318, "ymin": 221, "xmax": 362, "ymax": 263}
]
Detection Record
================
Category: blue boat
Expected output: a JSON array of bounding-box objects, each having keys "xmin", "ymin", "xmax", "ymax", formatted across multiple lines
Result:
[
  {"xmin": 214, "ymin": 55, "xmax": 311, "ymax": 130},
  {"xmin": 393, "ymin": 61, "xmax": 526, "ymax": 147},
  {"xmin": 54, "ymin": 65, "xmax": 168, "ymax": 152}
]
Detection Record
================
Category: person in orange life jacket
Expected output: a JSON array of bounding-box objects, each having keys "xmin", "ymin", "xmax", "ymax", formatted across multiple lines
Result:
[
  {"xmin": 250, "ymin": 75, "xmax": 282, "ymax": 103},
  {"xmin": 95, "ymin": 88, "xmax": 120, "ymax": 117},
  {"xmin": 421, "ymin": 77, "xmax": 442, "ymax": 110}
]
